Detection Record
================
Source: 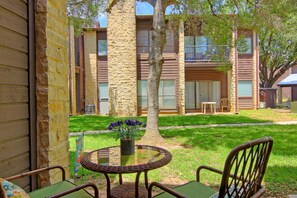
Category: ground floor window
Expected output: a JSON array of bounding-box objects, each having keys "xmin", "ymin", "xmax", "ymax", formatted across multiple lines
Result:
[
  {"xmin": 185, "ymin": 80, "xmax": 221, "ymax": 110},
  {"xmin": 137, "ymin": 80, "xmax": 176, "ymax": 109},
  {"xmin": 238, "ymin": 80, "xmax": 252, "ymax": 97}
]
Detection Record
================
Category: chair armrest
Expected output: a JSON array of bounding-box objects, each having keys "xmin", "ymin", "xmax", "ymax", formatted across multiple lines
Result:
[
  {"xmin": 196, "ymin": 165, "xmax": 223, "ymax": 182},
  {"xmin": 5, "ymin": 165, "xmax": 66, "ymax": 181},
  {"xmin": 148, "ymin": 182, "xmax": 186, "ymax": 198},
  {"xmin": 47, "ymin": 182, "xmax": 99, "ymax": 198}
]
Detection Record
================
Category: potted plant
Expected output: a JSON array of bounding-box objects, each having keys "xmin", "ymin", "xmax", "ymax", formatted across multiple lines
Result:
[{"xmin": 107, "ymin": 119, "xmax": 145, "ymax": 155}]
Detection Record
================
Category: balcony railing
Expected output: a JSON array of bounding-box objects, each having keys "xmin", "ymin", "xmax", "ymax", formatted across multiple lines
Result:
[{"xmin": 185, "ymin": 45, "xmax": 230, "ymax": 62}]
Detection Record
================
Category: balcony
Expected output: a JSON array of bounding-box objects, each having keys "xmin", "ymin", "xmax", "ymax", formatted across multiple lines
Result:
[{"xmin": 185, "ymin": 45, "xmax": 230, "ymax": 62}]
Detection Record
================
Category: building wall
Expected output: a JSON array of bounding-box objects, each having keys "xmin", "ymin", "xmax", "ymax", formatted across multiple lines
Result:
[
  {"xmin": 36, "ymin": 0, "xmax": 70, "ymax": 186},
  {"xmin": 107, "ymin": 0, "xmax": 137, "ymax": 116},
  {"xmin": 237, "ymin": 30, "xmax": 256, "ymax": 109},
  {"xmin": 84, "ymin": 31, "xmax": 98, "ymax": 113}
]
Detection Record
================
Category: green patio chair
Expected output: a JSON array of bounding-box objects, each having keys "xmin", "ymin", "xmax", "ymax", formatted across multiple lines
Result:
[
  {"xmin": 2, "ymin": 165, "xmax": 99, "ymax": 198},
  {"xmin": 148, "ymin": 137, "xmax": 273, "ymax": 198}
]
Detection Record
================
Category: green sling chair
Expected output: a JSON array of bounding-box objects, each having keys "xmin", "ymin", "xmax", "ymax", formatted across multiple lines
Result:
[{"xmin": 3, "ymin": 165, "xmax": 99, "ymax": 198}]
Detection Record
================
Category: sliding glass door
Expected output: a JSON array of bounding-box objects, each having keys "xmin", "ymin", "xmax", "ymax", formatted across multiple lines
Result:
[{"xmin": 185, "ymin": 80, "xmax": 221, "ymax": 110}]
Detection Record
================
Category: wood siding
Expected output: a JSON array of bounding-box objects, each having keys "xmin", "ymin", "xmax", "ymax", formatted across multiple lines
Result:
[
  {"xmin": 238, "ymin": 58, "xmax": 253, "ymax": 80},
  {"xmin": 185, "ymin": 68, "xmax": 228, "ymax": 99},
  {"xmin": 98, "ymin": 61, "xmax": 108, "ymax": 82},
  {"xmin": 238, "ymin": 97, "xmax": 253, "ymax": 109},
  {"xmin": 0, "ymin": 0, "xmax": 35, "ymax": 190}
]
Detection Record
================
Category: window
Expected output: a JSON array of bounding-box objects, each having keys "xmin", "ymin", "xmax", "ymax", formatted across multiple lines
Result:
[
  {"xmin": 137, "ymin": 30, "xmax": 174, "ymax": 53},
  {"xmin": 98, "ymin": 40, "xmax": 107, "ymax": 56},
  {"xmin": 184, "ymin": 36, "xmax": 225, "ymax": 61},
  {"xmin": 238, "ymin": 80, "xmax": 252, "ymax": 97},
  {"xmin": 137, "ymin": 80, "xmax": 148, "ymax": 109},
  {"xmin": 159, "ymin": 80, "xmax": 176, "ymax": 109},
  {"xmin": 137, "ymin": 80, "xmax": 176, "ymax": 109},
  {"xmin": 237, "ymin": 37, "xmax": 252, "ymax": 54}
]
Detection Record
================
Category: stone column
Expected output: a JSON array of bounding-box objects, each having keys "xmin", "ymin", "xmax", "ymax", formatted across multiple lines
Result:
[
  {"xmin": 36, "ymin": 0, "xmax": 70, "ymax": 186},
  {"xmin": 252, "ymin": 31, "xmax": 259, "ymax": 109},
  {"xmin": 69, "ymin": 25, "xmax": 77, "ymax": 115},
  {"xmin": 84, "ymin": 31, "xmax": 98, "ymax": 113},
  {"xmin": 178, "ymin": 20, "xmax": 185, "ymax": 114},
  {"xmin": 107, "ymin": 0, "xmax": 137, "ymax": 116},
  {"xmin": 229, "ymin": 30, "xmax": 238, "ymax": 113}
]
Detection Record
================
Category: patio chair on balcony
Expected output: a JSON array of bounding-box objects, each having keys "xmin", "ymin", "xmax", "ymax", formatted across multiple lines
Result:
[
  {"xmin": 148, "ymin": 137, "xmax": 273, "ymax": 198},
  {"xmin": 1, "ymin": 165, "xmax": 99, "ymax": 198},
  {"xmin": 220, "ymin": 98, "xmax": 229, "ymax": 112}
]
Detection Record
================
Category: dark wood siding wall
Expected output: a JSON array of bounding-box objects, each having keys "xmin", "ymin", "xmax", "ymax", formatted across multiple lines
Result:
[
  {"xmin": 185, "ymin": 68, "xmax": 228, "ymax": 99},
  {"xmin": 75, "ymin": 36, "xmax": 85, "ymax": 113},
  {"xmin": 0, "ymin": 0, "xmax": 35, "ymax": 190},
  {"xmin": 98, "ymin": 61, "xmax": 108, "ymax": 82},
  {"xmin": 238, "ymin": 30, "xmax": 254, "ymax": 109}
]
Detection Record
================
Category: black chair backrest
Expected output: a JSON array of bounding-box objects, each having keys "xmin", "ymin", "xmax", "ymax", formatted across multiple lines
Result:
[{"xmin": 219, "ymin": 137, "xmax": 273, "ymax": 198}]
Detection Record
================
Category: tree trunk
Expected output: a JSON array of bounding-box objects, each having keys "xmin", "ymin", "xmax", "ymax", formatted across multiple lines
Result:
[{"xmin": 140, "ymin": 0, "xmax": 167, "ymax": 144}]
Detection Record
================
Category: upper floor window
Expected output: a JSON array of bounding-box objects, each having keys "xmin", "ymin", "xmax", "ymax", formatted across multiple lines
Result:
[
  {"xmin": 185, "ymin": 36, "xmax": 229, "ymax": 61},
  {"xmin": 98, "ymin": 39, "xmax": 107, "ymax": 56},
  {"xmin": 137, "ymin": 30, "xmax": 174, "ymax": 53},
  {"xmin": 237, "ymin": 37, "xmax": 252, "ymax": 54}
]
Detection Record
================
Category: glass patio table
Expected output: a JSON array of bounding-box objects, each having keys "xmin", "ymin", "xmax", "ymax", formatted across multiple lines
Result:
[{"xmin": 80, "ymin": 145, "xmax": 172, "ymax": 198}]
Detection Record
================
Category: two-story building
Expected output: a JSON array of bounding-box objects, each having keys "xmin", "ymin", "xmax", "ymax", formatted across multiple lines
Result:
[{"xmin": 69, "ymin": 3, "xmax": 259, "ymax": 117}]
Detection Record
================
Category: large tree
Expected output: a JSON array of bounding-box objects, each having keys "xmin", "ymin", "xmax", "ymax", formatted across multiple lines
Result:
[{"xmin": 257, "ymin": 0, "xmax": 297, "ymax": 87}]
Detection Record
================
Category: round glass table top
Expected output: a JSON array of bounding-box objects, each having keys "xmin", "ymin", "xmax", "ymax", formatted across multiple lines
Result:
[{"xmin": 81, "ymin": 145, "xmax": 172, "ymax": 174}]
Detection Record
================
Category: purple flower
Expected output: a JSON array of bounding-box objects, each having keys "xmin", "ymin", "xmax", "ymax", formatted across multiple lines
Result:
[{"xmin": 107, "ymin": 118, "xmax": 146, "ymax": 140}]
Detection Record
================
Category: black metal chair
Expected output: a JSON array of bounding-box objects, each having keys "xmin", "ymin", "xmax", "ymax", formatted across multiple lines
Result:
[{"xmin": 149, "ymin": 137, "xmax": 273, "ymax": 198}]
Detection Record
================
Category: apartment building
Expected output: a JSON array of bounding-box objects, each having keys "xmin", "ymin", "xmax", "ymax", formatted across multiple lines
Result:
[{"xmin": 69, "ymin": 6, "xmax": 259, "ymax": 116}]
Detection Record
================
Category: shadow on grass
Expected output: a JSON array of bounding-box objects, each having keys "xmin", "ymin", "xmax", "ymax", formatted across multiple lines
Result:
[
  {"xmin": 265, "ymin": 165, "xmax": 297, "ymax": 196},
  {"xmin": 161, "ymin": 125, "xmax": 297, "ymax": 157}
]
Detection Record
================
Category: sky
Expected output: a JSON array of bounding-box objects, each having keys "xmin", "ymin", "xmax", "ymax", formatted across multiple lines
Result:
[{"xmin": 99, "ymin": 2, "xmax": 173, "ymax": 27}]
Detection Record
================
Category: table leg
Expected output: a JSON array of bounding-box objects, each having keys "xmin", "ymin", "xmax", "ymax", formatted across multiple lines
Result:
[
  {"xmin": 135, "ymin": 172, "xmax": 142, "ymax": 198},
  {"xmin": 119, "ymin": 173, "xmax": 123, "ymax": 184},
  {"xmin": 103, "ymin": 173, "xmax": 111, "ymax": 198},
  {"xmin": 214, "ymin": 104, "xmax": 216, "ymax": 114}
]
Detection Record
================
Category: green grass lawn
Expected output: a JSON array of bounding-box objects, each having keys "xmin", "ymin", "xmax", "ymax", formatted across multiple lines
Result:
[
  {"xmin": 69, "ymin": 124, "xmax": 297, "ymax": 197},
  {"xmin": 69, "ymin": 109, "xmax": 297, "ymax": 132}
]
